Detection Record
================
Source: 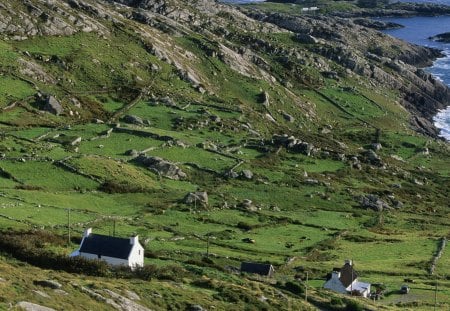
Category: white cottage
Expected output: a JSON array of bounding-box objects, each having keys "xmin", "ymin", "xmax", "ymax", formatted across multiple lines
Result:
[
  {"xmin": 323, "ymin": 260, "xmax": 371, "ymax": 298},
  {"xmin": 70, "ymin": 228, "xmax": 144, "ymax": 270}
]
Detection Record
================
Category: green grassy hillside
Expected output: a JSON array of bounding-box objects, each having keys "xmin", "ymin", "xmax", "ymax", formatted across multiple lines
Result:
[{"xmin": 0, "ymin": 0, "xmax": 449, "ymax": 310}]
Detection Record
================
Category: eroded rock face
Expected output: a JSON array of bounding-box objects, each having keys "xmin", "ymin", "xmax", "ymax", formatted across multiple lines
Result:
[{"xmin": 135, "ymin": 155, "xmax": 186, "ymax": 180}]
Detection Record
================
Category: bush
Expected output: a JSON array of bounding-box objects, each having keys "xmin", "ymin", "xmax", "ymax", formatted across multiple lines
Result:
[
  {"xmin": 284, "ymin": 281, "xmax": 305, "ymax": 296},
  {"xmin": 344, "ymin": 299, "xmax": 364, "ymax": 311},
  {"xmin": 237, "ymin": 222, "xmax": 253, "ymax": 231}
]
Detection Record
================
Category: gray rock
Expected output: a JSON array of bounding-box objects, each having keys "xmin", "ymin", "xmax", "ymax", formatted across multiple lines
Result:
[
  {"xmin": 187, "ymin": 305, "xmax": 206, "ymax": 311},
  {"xmin": 135, "ymin": 155, "xmax": 186, "ymax": 180},
  {"xmin": 42, "ymin": 96, "xmax": 63, "ymax": 115},
  {"xmin": 282, "ymin": 112, "xmax": 295, "ymax": 122},
  {"xmin": 359, "ymin": 194, "xmax": 390, "ymax": 211},
  {"xmin": 371, "ymin": 143, "xmax": 382, "ymax": 151},
  {"xmin": 125, "ymin": 149, "xmax": 139, "ymax": 157},
  {"xmin": 34, "ymin": 280, "xmax": 62, "ymax": 289},
  {"xmin": 366, "ymin": 149, "xmax": 383, "ymax": 166},
  {"xmin": 184, "ymin": 191, "xmax": 208, "ymax": 206},
  {"xmin": 260, "ymin": 91, "xmax": 270, "ymax": 108},
  {"xmin": 224, "ymin": 170, "xmax": 239, "ymax": 179},
  {"xmin": 16, "ymin": 302, "xmax": 56, "ymax": 311},
  {"xmin": 122, "ymin": 115, "xmax": 144, "ymax": 125},
  {"xmin": 241, "ymin": 169, "xmax": 253, "ymax": 180}
]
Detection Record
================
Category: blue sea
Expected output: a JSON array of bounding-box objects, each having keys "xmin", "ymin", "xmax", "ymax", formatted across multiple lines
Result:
[
  {"xmin": 381, "ymin": 13, "xmax": 450, "ymax": 140},
  {"xmin": 221, "ymin": 0, "xmax": 450, "ymax": 140}
]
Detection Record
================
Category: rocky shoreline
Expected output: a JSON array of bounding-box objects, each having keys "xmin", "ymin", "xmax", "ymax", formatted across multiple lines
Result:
[{"xmin": 429, "ymin": 32, "xmax": 450, "ymax": 42}]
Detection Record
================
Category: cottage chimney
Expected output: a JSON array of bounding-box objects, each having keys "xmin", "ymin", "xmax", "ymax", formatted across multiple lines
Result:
[
  {"xmin": 345, "ymin": 259, "xmax": 353, "ymax": 266},
  {"xmin": 130, "ymin": 235, "xmax": 139, "ymax": 245},
  {"xmin": 83, "ymin": 228, "xmax": 92, "ymax": 238}
]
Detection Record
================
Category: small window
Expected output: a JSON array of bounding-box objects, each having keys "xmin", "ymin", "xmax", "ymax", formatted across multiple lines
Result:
[{"xmin": 138, "ymin": 250, "xmax": 141, "ymax": 255}]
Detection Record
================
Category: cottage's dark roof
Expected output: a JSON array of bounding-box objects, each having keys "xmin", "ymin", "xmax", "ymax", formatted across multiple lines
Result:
[
  {"xmin": 79, "ymin": 234, "xmax": 133, "ymax": 259},
  {"xmin": 241, "ymin": 262, "xmax": 274, "ymax": 276},
  {"xmin": 339, "ymin": 263, "xmax": 358, "ymax": 287}
]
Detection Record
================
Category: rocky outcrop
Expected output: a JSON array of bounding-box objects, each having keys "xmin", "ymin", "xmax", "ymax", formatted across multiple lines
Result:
[
  {"xmin": 429, "ymin": 32, "xmax": 450, "ymax": 43},
  {"xmin": 42, "ymin": 96, "xmax": 63, "ymax": 116},
  {"xmin": 16, "ymin": 302, "xmax": 56, "ymax": 311},
  {"xmin": 183, "ymin": 191, "xmax": 208, "ymax": 206},
  {"xmin": 135, "ymin": 155, "xmax": 186, "ymax": 180}
]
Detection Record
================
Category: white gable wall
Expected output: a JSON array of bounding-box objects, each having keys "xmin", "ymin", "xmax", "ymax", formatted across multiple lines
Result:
[{"xmin": 128, "ymin": 241, "xmax": 144, "ymax": 269}]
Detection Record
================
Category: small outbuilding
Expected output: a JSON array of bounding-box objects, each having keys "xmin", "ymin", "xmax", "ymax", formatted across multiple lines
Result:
[
  {"xmin": 70, "ymin": 228, "xmax": 144, "ymax": 270},
  {"xmin": 240, "ymin": 262, "xmax": 275, "ymax": 277}
]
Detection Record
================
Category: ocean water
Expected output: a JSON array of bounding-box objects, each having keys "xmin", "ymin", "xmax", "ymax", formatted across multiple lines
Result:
[{"xmin": 381, "ymin": 15, "xmax": 450, "ymax": 140}]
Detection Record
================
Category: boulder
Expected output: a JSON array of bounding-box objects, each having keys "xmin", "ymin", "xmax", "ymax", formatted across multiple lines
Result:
[
  {"xmin": 34, "ymin": 280, "xmax": 62, "ymax": 289},
  {"xmin": 125, "ymin": 149, "xmax": 139, "ymax": 157},
  {"xmin": 186, "ymin": 304, "xmax": 206, "ymax": 311},
  {"xmin": 183, "ymin": 191, "xmax": 208, "ymax": 206},
  {"xmin": 241, "ymin": 169, "xmax": 253, "ymax": 180},
  {"xmin": 122, "ymin": 115, "xmax": 145, "ymax": 125},
  {"xmin": 135, "ymin": 155, "xmax": 186, "ymax": 180},
  {"xmin": 260, "ymin": 91, "xmax": 270, "ymax": 108},
  {"xmin": 295, "ymin": 33, "xmax": 318, "ymax": 44},
  {"xmin": 365, "ymin": 149, "xmax": 383, "ymax": 166},
  {"xmin": 370, "ymin": 143, "xmax": 382, "ymax": 151},
  {"xmin": 282, "ymin": 112, "xmax": 295, "ymax": 122},
  {"xmin": 42, "ymin": 96, "xmax": 63, "ymax": 115},
  {"xmin": 16, "ymin": 302, "xmax": 56, "ymax": 311},
  {"xmin": 359, "ymin": 194, "xmax": 390, "ymax": 211},
  {"xmin": 224, "ymin": 170, "xmax": 239, "ymax": 179}
]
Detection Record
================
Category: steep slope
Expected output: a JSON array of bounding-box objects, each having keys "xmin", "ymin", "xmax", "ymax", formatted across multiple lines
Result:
[{"xmin": 0, "ymin": 0, "xmax": 449, "ymax": 310}]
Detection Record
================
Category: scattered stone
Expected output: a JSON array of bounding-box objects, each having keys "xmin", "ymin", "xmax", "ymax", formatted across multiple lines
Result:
[
  {"xmin": 304, "ymin": 178, "xmax": 319, "ymax": 185},
  {"xmin": 69, "ymin": 137, "xmax": 82, "ymax": 146},
  {"xmin": 125, "ymin": 149, "xmax": 139, "ymax": 157},
  {"xmin": 34, "ymin": 280, "xmax": 62, "ymax": 289},
  {"xmin": 242, "ymin": 237, "xmax": 255, "ymax": 243},
  {"xmin": 241, "ymin": 169, "xmax": 253, "ymax": 180},
  {"xmin": 282, "ymin": 112, "xmax": 295, "ymax": 122},
  {"xmin": 53, "ymin": 289, "xmax": 68, "ymax": 295},
  {"xmin": 124, "ymin": 290, "xmax": 141, "ymax": 301},
  {"xmin": 239, "ymin": 199, "xmax": 257, "ymax": 211},
  {"xmin": 359, "ymin": 194, "xmax": 390, "ymax": 211},
  {"xmin": 260, "ymin": 91, "xmax": 270, "ymax": 108},
  {"xmin": 371, "ymin": 143, "xmax": 382, "ymax": 151},
  {"xmin": 224, "ymin": 169, "xmax": 239, "ymax": 179},
  {"xmin": 365, "ymin": 149, "xmax": 383, "ymax": 166},
  {"xmin": 16, "ymin": 302, "xmax": 56, "ymax": 311},
  {"xmin": 42, "ymin": 96, "xmax": 63, "ymax": 115},
  {"xmin": 33, "ymin": 290, "xmax": 50, "ymax": 298},
  {"xmin": 183, "ymin": 191, "xmax": 208, "ymax": 206},
  {"xmin": 135, "ymin": 155, "xmax": 187, "ymax": 180},
  {"xmin": 186, "ymin": 305, "xmax": 206, "ymax": 311},
  {"xmin": 122, "ymin": 115, "xmax": 145, "ymax": 125}
]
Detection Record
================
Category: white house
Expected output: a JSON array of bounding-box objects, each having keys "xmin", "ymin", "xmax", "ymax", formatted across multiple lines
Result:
[
  {"xmin": 323, "ymin": 260, "xmax": 371, "ymax": 298},
  {"xmin": 70, "ymin": 228, "xmax": 144, "ymax": 270}
]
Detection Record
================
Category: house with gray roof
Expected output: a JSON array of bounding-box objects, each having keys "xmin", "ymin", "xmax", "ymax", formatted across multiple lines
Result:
[
  {"xmin": 70, "ymin": 228, "xmax": 144, "ymax": 270},
  {"xmin": 323, "ymin": 260, "xmax": 371, "ymax": 298}
]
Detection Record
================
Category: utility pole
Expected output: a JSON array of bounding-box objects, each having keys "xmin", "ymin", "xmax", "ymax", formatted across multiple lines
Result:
[
  {"xmin": 67, "ymin": 208, "xmax": 71, "ymax": 244},
  {"xmin": 434, "ymin": 277, "xmax": 438, "ymax": 311},
  {"xmin": 206, "ymin": 235, "xmax": 210, "ymax": 258},
  {"xmin": 305, "ymin": 271, "xmax": 309, "ymax": 302},
  {"xmin": 113, "ymin": 219, "xmax": 116, "ymax": 237}
]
